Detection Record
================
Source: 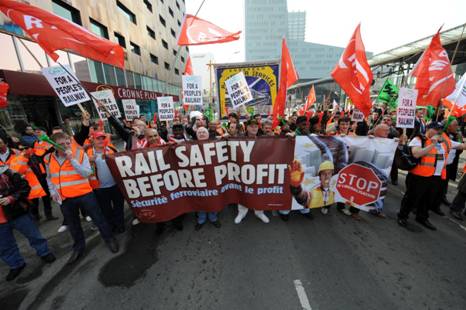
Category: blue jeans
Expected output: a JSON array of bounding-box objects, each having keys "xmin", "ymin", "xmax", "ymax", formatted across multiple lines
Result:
[
  {"xmin": 0, "ymin": 214, "xmax": 50, "ymax": 269},
  {"xmin": 370, "ymin": 198, "xmax": 385, "ymax": 214},
  {"xmin": 61, "ymin": 192, "xmax": 113, "ymax": 252},
  {"xmin": 197, "ymin": 212, "xmax": 218, "ymax": 224}
]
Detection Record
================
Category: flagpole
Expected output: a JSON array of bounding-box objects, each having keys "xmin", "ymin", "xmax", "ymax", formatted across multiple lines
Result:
[
  {"xmin": 450, "ymin": 24, "xmax": 466, "ymax": 65},
  {"xmin": 17, "ymin": 38, "xmax": 88, "ymax": 115}
]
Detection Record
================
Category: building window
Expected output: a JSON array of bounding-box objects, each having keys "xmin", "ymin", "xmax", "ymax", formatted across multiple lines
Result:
[
  {"xmin": 130, "ymin": 42, "xmax": 141, "ymax": 55},
  {"xmin": 117, "ymin": 1, "xmax": 137, "ymax": 24},
  {"xmin": 164, "ymin": 62, "xmax": 170, "ymax": 70},
  {"xmin": 114, "ymin": 32, "xmax": 126, "ymax": 48},
  {"xmin": 177, "ymin": 19, "xmax": 181, "ymax": 27},
  {"xmin": 143, "ymin": 0, "xmax": 152, "ymax": 12},
  {"xmin": 170, "ymin": 28, "xmax": 176, "ymax": 38},
  {"xmin": 147, "ymin": 26, "xmax": 156, "ymax": 39},
  {"xmin": 162, "ymin": 39, "xmax": 168, "ymax": 49},
  {"xmin": 174, "ymin": 68, "xmax": 179, "ymax": 75},
  {"xmin": 89, "ymin": 18, "xmax": 109, "ymax": 39},
  {"xmin": 173, "ymin": 49, "xmax": 177, "ymax": 56},
  {"xmin": 176, "ymin": 1, "xmax": 180, "ymax": 10},
  {"xmin": 159, "ymin": 15, "xmax": 166, "ymax": 27},
  {"xmin": 52, "ymin": 0, "xmax": 82, "ymax": 25},
  {"xmin": 168, "ymin": 7, "xmax": 174, "ymax": 17},
  {"xmin": 160, "ymin": 0, "xmax": 164, "ymax": 3},
  {"xmin": 180, "ymin": 56, "xmax": 185, "ymax": 63},
  {"xmin": 150, "ymin": 54, "xmax": 158, "ymax": 64}
]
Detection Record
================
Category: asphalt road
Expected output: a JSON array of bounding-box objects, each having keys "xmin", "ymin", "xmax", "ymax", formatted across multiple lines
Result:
[{"xmin": 2, "ymin": 173, "xmax": 466, "ymax": 310}]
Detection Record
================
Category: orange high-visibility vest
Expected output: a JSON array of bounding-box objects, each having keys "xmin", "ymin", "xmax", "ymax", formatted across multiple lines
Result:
[
  {"xmin": 0, "ymin": 148, "xmax": 20, "ymax": 166},
  {"xmin": 411, "ymin": 137, "xmax": 449, "ymax": 179},
  {"xmin": 9, "ymin": 154, "xmax": 46, "ymax": 200},
  {"xmin": 85, "ymin": 146, "xmax": 116, "ymax": 189},
  {"xmin": 44, "ymin": 144, "xmax": 93, "ymax": 199},
  {"xmin": 33, "ymin": 140, "xmax": 52, "ymax": 157}
]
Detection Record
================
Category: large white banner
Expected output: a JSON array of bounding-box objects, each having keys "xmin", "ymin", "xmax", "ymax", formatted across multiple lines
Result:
[
  {"xmin": 225, "ymin": 72, "xmax": 253, "ymax": 109},
  {"xmin": 91, "ymin": 89, "xmax": 121, "ymax": 120},
  {"xmin": 41, "ymin": 65, "xmax": 90, "ymax": 107},
  {"xmin": 292, "ymin": 136, "xmax": 398, "ymax": 212},
  {"xmin": 182, "ymin": 75, "xmax": 203, "ymax": 105}
]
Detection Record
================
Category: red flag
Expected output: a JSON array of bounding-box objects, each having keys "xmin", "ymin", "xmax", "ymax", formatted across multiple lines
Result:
[
  {"xmin": 184, "ymin": 55, "xmax": 193, "ymax": 75},
  {"xmin": 411, "ymin": 29, "xmax": 456, "ymax": 107},
  {"xmin": 298, "ymin": 85, "xmax": 316, "ymax": 115},
  {"xmin": 272, "ymin": 38, "xmax": 298, "ymax": 128},
  {"xmin": 331, "ymin": 24, "xmax": 373, "ymax": 117},
  {"xmin": 0, "ymin": 81, "xmax": 9, "ymax": 109},
  {"xmin": 0, "ymin": 0, "xmax": 124, "ymax": 68},
  {"xmin": 177, "ymin": 14, "xmax": 241, "ymax": 46}
]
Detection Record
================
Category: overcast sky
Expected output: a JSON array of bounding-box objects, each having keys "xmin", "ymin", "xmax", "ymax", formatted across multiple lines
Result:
[{"xmin": 186, "ymin": 0, "xmax": 466, "ymax": 63}]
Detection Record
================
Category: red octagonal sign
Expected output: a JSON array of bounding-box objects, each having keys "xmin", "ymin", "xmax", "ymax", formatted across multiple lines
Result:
[{"xmin": 336, "ymin": 163, "xmax": 382, "ymax": 206}]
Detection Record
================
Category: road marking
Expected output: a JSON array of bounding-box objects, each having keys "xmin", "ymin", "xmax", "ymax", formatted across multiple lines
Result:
[
  {"xmin": 447, "ymin": 217, "xmax": 466, "ymax": 233},
  {"xmin": 294, "ymin": 279, "xmax": 312, "ymax": 310}
]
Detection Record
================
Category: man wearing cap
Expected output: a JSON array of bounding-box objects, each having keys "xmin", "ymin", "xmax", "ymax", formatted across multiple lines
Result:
[{"xmin": 398, "ymin": 122, "xmax": 466, "ymax": 230}]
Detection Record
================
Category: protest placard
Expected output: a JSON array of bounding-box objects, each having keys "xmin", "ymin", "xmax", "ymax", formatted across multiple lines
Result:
[
  {"xmin": 41, "ymin": 65, "xmax": 90, "ymax": 107},
  {"xmin": 91, "ymin": 89, "xmax": 121, "ymax": 120},
  {"xmin": 396, "ymin": 87, "xmax": 418, "ymax": 128},
  {"xmin": 122, "ymin": 99, "xmax": 139, "ymax": 121},
  {"xmin": 157, "ymin": 96, "xmax": 175, "ymax": 121},
  {"xmin": 182, "ymin": 75, "xmax": 203, "ymax": 105},
  {"xmin": 351, "ymin": 109, "xmax": 364, "ymax": 122},
  {"xmin": 225, "ymin": 72, "xmax": 253, "ymax": 109}
]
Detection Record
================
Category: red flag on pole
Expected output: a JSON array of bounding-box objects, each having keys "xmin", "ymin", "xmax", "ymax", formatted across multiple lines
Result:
[
  {"xmin": 0, "ymin": 0, "xmax": 124, "ymax": 68},
  {"xmin": 411, "ymin": 29, "xmax": 456, "ymax": 107},
  {"xmin": 184, "ymin": 55, "xmax": 193, "ymax": 75},
  {"xmin": 272, "ymin": 38, "xmax": 298, "ymax": 128},
  {"xmin": 331, "ymin": 24, "xmax": 373, "ymax": 117},
  {"xmin": 298, "ymin": 85, "xmax": 316, "ymax": 115},
  {"xmin": 177, "ymin": 14, "xmax": 241, "ymax": 46},
  {"xmin": 0, "ymin": 81, "xmax": 9, "ymax": 109}
]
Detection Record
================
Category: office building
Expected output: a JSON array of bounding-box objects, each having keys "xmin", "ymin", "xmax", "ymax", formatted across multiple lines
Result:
[
  {"xmin": 288, "ymin": 11, "xmax": 305, "ymax": 41},
  {"xmin": 0, "ymin": 0, "xmax": 187, "ymax": 132}
]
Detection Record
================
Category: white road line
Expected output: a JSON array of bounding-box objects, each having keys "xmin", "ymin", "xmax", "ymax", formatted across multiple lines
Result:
[
  {"xmin": 294, "ymin": 279, "xmax": 312, "ymax": 310},
  {"xmin": 447, "ymin": 217, "xmax": 466, "ymax": 233}
]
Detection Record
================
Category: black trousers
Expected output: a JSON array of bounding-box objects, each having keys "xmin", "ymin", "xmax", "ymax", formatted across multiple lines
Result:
[
  {"xmin": 450, "ymin": 191, "xmax": 466, "ymax": 213},
  {"xmin": 94, "ymin": 185, "xmax": 125, "ymax": 231},
  {"xmin": 390, "ymin": 158, "xmax": 398, "ymax": 183},
  {"xmin": 30, "ymin": 195, "xmax": 53, "ymax": 218},
  {"xmin": 398, "ymin": 174, "xmax": 442, "ymax": 221}
]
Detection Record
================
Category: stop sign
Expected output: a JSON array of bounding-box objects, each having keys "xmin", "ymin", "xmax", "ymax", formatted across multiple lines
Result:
[{"xmin": 335, "ymin": 163, "xmax": 382, "ymax": 206}]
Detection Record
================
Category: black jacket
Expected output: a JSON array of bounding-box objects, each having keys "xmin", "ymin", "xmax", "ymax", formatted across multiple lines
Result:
[
  {"xmin": 0, "ymin": 169, "xmax": 31, "ymax": 221},
  {"xmin": 108, "ymin": 115, "xmax": 134, "ymax": 151}
]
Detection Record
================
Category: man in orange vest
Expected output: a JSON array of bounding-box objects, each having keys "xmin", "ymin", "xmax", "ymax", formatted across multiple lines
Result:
[
  {"xmin": 86, "ymin": 132, "xmax": 125, "ymax": 234},
  {"xmin": 45, "ymin": 132, "xmax": 118, "ymax": 265},
  {"xmin": 398, "ymin": 122, "xmax": 466, "ymax": 231}
]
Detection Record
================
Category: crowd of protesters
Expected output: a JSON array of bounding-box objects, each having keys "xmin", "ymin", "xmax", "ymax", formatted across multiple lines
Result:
[{"xmin": 1, "ymin": 100, "xmax": 466, "ymax": 283}]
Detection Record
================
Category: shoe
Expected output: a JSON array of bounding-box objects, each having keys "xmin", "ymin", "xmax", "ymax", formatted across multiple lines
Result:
[
  {"xmin": 432, "ymin": 209, "xmax": 445, "ymax": 216},
  {"xmin": 302, "ymin": 212, "xmax": 314, "ymax": 220},
  {"xmin": 106, "ymin": 238, "xmax": 119, "ymax": 253},
  {"xmin": 45, "ymin": 215, "xmax": 59, "ymax": 221},
  {"xmin": 211, "ymin": 221, "xmax": 221, "ymax": 228},
  {"xmin": 131, "ymin": 218, "xmax": 140, "ymax": 226},
  {"xmin": 279, "ymin": 213, "xmax": 289, "ymax": 222},
  {"xmin": 255, "ymin": 212, "xmax": 270, "ymax": 223},
  {"xmin": 391, "ymin": 180, "xmax": 398, "ymax": 186},
  {"xmin": 450, "ymin": 210, "xmax": 464, "ymax": 221},
  {"xmin": 397, "ymin": 218, "xmax": 408, "ymax": 227},
  {"xmin": 6, "ymin": 264, "xmax": 26, "ymax": 282},
  {"xmin": 40, "ymin": 253, "xmax": 56, "ymax": 264},
  {"xmin": 195, "ymin": 223, "xmax": 204, "ymax": 231},
  {"xmin": 234, "ymin": 209, "xmax": 248, "ymax": 224},
  {"xmin": 370, "ymin": 210, "xmax": 386, "ymax": 219},
  {"xmin": 351, "ymin": 213, "xmax": 362, "ymax": 221},
  {"xmin": 321, "ymin": 207, "xmax": 329, "ymax": 215},
  {"xmin": 341, "ymin": 208, "xmax": 352, "ymax": 216},
  {"xmin": 66, "ymin": 251, "xmax": 83, "ymax": 265},
  {"xmin": 416, "ymin": 219, "xmax": 437, "ymax": 231},
  {"xmin": 57, "ymin": 225, "xmax": 68, "ymax": 233},
  {"xmin": 85, "ymin": 216, "xmax": 92, "ymax": 222},
  {"xmin": 441, "ymin": 197, "xmax": 451, "ymax": 206}
]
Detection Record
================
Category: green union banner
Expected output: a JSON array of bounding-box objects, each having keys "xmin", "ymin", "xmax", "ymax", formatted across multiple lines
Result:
[{"xmin": 378, "ymin": 79, "xmax": 399, "ymax": 108}]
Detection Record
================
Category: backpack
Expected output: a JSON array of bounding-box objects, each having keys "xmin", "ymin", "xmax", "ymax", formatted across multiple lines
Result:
[{"xmin": 395, "ymin": 136, "xmax": 425, "ymax": 171}]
